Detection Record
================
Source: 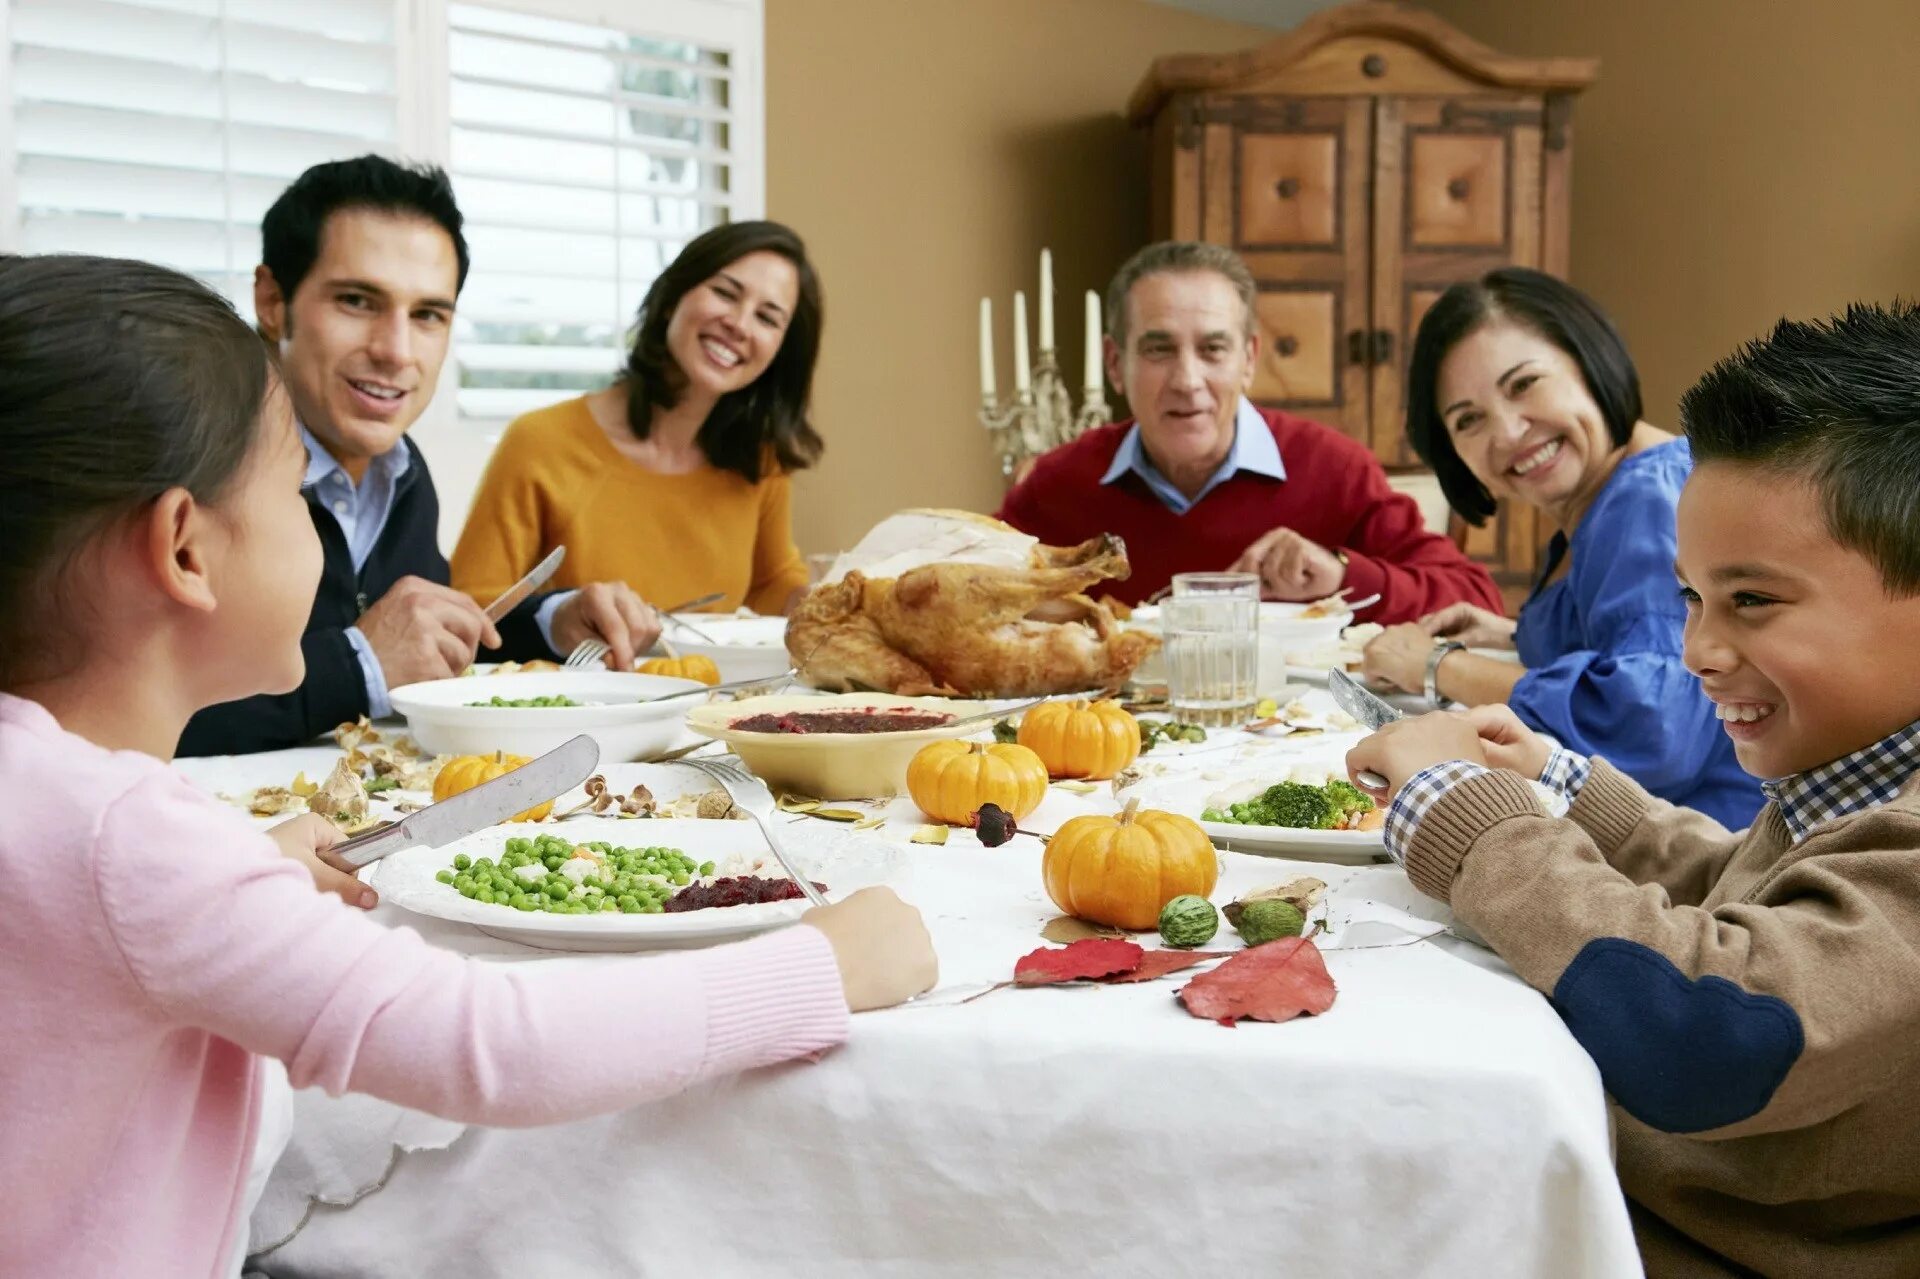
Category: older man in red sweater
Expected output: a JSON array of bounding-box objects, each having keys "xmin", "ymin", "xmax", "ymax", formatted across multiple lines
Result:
[{"xmin": 995, "ymin": 243, "xmax": 1501, "ymax": 623}]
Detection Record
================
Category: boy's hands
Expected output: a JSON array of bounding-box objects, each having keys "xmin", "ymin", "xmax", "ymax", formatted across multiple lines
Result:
[
  {"xmin": 1461, "ymin": 704, "xmax": 1555, "ymax": 779},
  {"xmin": 1345, "ymin": 711, "xmax": 1487, "ymax": 799},
  {"xmin": 268, "ymin": 813, "xmax": 378, "ymax": 910},
  {"xmin": 1345, "ymin": 705, "xmax": 1558, "ymax": 800}
]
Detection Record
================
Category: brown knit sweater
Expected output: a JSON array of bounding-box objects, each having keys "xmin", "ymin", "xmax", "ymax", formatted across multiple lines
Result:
[{"xmin": 1406, "ymin": 759, "xmax": 1920, "ymax": 1278}]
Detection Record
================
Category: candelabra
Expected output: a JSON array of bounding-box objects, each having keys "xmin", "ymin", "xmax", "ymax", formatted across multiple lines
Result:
[{"xmin": 979, "ymin": 352, "xmax": 1110, "ymax": 480}]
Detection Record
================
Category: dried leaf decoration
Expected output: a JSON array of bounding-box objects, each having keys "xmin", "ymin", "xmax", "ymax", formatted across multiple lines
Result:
[
  {"xmin": 1177, "ymin": 937, "xmax": 1337, "ymax": 1026},
  {"xmin": 1013, "ymin": 938, "xmax": 1144, "ymax": 986},
  {"xmin": 1040, "ymin": 915, "xmax": 1128, "ymax": 944},
  {"xmin": 1104, "ymin": 949, "xmax": 1228, "ymax": 983}
]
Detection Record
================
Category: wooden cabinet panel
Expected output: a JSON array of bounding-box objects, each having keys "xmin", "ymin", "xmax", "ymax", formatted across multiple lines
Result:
[
  {"xmin": 1238, "ymin": 132, "xmax": 1339, "ymax": 247},
  {"xmin": 1250, "ymin": 287, "xmax": 1338, "ymax": 404},
  {"xmin": 1407, "ymin": 133, "xmax": 1508, "ymax": 248},
  {"xmin": 1371, "ymin": 95, "xmax": 1545, "ymax": 472},
  {"xmin": 1189, "ymin": 96, "xmax": 1371, "ymax": 442}
]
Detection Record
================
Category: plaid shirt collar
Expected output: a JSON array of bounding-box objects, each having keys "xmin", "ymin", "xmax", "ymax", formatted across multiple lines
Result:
[{"xmin": 1761, "ymin": 718, "xmax": 1920, "ymax": 843}]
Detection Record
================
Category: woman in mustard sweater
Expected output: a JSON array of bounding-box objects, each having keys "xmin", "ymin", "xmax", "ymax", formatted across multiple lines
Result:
[{"xmin": 452, "ymin": 221, "xmax": 822, "ymax": 616}]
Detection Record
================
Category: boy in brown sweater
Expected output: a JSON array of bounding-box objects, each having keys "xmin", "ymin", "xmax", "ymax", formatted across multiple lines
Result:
[{"xmin": 1347, "ymin": 302, "xmax": 1920, "ymax": 1277}]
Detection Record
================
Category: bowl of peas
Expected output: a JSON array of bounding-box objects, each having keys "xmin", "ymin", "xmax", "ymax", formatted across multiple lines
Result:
[{"xmin": 389, "ymin": 670, "xmax": 707, "ymax": 761}]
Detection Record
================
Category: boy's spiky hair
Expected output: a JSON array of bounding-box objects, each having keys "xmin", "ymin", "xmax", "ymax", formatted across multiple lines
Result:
[{"xmin": 1681, "ymin": 301, "xmax": 1920, "ymax": 595}]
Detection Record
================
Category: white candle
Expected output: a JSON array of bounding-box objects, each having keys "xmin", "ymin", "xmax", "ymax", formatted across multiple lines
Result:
[
  {"xmin": 1084, "ymin": 289, "xmax": 1102, "ymax": 396},
  {"xmin": 1012, "ymin": 291, "xmax": 1032, "ymax": 394},
  {"xmin": 979, "ymin": 297, "xmax": 996, "ymax": 400},
  {"xmin": 1038, "ymin": 248, "xmax": 1055, "ymax": 353}
]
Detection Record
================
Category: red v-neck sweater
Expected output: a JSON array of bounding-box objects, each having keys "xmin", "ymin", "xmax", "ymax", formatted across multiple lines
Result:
[{"xmin": 993, "ymin": 406, "xmax": 1503, "ymax": 622}]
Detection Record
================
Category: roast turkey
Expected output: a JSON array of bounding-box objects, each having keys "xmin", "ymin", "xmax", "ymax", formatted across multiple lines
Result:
[{"xmin": 787, "ymin": 511, "xmax": 1158, "ymax": 697}]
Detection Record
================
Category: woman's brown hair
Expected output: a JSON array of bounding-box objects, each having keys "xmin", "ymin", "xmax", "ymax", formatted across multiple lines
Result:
[{"xmin": 620, "ymin": 220, "xmax": 824, "ymax": 483}]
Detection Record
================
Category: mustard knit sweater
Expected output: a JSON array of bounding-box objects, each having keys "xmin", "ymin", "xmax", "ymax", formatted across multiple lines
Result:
[{"xmin": 450, "ymin": 396, "xmax": 808, "ymax": 615}]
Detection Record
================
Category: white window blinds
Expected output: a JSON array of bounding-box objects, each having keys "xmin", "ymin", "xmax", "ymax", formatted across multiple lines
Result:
[
  {"xmin": 4, "ymin": 0, "xmax": 403, "ymax": 322},
  {"xmin": 447, "ymin": 1, "xmax": 760, "ymax": 424}
]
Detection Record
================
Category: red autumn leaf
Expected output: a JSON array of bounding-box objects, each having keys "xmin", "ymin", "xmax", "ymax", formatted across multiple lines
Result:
[
  {"xmin": 1177, "ymin": 937, "xmax": 1337, "ymax": 1026},
  {"xmin": 1014, "ymin": 937, "xmax": 1144, "ymax": 986},
  {"xmin": 1102, "ymin": 949, "xmax": 1230, "ymax": 983}
]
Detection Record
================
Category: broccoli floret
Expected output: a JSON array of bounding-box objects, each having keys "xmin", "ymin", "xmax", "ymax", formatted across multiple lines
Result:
[
  {"xmin": 1323, "ymin": 779, "xmax": 1375, "ymax": 816},
  {"xmin": 1251, "ymin": 781, "xmax": 1339, "ymax": 830}
]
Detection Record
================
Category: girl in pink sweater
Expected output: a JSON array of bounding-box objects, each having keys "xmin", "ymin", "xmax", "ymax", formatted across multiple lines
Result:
[{"xmin": 0, "ymin": 255, "xmax": 937, "ymax": 1278}]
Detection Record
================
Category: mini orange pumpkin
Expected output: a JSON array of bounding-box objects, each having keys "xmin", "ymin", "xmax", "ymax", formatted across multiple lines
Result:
[
  {"xmin": 1017, "ymin": 699, "xmax": 1140, "ymax": 780},
  {"xmin": 1042, "ymin": 798, "xmax": 1218, "ymax": 930},
  {"xmin": 637, "ymin": 654, "xmax": 722, "ymax": 686},
  {"xmin": 432, "ymin": 751, "xmax": 553, "ymax": 823},
  {"xmin": 906, "ymin": 740, "xmax": 1049, "ymax": 825}
]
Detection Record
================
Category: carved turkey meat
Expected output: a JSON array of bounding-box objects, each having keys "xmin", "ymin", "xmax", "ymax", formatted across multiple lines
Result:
[{"xmin": 787, "ymin": 511, "xmax": 1158, "ymax": 697}]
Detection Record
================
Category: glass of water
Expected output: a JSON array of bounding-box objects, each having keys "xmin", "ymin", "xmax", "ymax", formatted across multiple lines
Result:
[
  {"xmin": 1163, "ymin": 591, "xmax": 1259, "ymax": 727},
  {"xmin": 1170, "ymin": 571, "xmax": 1261, "ymax": 601}
]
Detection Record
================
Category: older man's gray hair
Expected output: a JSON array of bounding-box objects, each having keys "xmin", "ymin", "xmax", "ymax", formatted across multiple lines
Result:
[{"xmin": 1105, "ymin": 241, "xmax": 1258, "ymax": 348}]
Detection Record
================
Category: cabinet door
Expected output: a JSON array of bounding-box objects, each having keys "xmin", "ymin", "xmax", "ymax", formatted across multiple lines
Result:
[
  {"xmin": 1372, "ymin": 94, "xmax": 1548, "ymax": 594},
  {"xmin": 1193, "ymin": 96, "xmax": 1373, "ymax": 443}
]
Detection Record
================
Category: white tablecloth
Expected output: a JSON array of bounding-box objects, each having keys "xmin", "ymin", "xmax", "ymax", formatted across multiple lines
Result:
[{"xmin": 174, "ymin": 722, "xmax": 1641, "ymax": 1279}]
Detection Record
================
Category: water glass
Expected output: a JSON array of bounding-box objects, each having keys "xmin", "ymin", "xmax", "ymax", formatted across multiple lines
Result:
[
  {"xmin": 1163, "ymin": 593, "xmax": 1259, "ymax": 726},
  {"xmin": 1170, "ymin": 571, "xmax": 1261, "ymax": 601}
]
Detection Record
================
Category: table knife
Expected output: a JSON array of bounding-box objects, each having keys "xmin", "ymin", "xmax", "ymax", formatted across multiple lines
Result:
[
  {"xmin": 1327, "ymin": 668, "xmax": 1397, "ymax": 792},
  {"xmin": 484, "ymin": 546, "xmax": 567, "ymax": 622},
  {"xmin": 331, "ymin": 734, "xmax": 600, "ymax": 868}
]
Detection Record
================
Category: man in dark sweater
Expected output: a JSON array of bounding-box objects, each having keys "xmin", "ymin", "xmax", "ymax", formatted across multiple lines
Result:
[
  {"xmin": 178, "ymin": 158, "xmax": 661, "ymax": 756},
  {"xmin": 995, "ymin": 242, "xmax": 1501, "ymax": 622}
]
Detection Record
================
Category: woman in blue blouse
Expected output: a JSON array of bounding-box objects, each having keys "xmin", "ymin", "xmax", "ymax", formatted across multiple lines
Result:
[{"xmin": 1359, "ymin": 268, "xmax": 1762, "ymax": 828}]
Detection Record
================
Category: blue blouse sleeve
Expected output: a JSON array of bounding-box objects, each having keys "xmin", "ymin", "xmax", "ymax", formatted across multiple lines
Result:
[{"xmin": 1508, "ymin": 461, "xmax": 1724, "ymax": 793}]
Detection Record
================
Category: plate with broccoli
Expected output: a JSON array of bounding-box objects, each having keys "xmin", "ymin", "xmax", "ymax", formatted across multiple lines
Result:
[{"xmin": 1121, "ymin": 764, "xmax": 1387, "ymax": 861}]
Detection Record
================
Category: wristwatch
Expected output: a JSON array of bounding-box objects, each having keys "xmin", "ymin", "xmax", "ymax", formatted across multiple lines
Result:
[{"xmin": 1424, "ymin": 640, "xmax": 1465, "ymax": 705}]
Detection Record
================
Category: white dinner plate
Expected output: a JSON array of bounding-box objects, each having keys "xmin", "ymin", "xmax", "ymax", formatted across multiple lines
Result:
[
  {"xmin": 1123, "ymin": 757, "xmax": 1568, "ymax": 863},
  {"xmin": 365, "ymin": 816, "xmax": 901, "ymax": 952},
  {"xmin": 389, "ymin": 670, "xmax": 705, "ymax": 761}
]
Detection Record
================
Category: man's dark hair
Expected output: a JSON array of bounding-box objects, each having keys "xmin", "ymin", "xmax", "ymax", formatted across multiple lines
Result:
[
  {"xmin": 1681, "ymin": 301, "xmax": 1920, "ymax": 595},
  {"xmin": 1405, "ymin": 267, "xmax": 1643, "ymax": 526},
  {"xmin": 622, "ymin": 219, "xmax": 824, "ymax": 483},
  {"xmin": 0, "ymin": 254, "xmax": 274, "ymax": 686},
  {"xmin": 260, "ymin": 154, "xmax": 470, "ymax": 304}
]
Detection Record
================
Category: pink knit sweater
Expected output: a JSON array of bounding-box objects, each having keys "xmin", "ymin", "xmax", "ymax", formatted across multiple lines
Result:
[{"xmin": 0, "ymin": 693, "xmax": 850, "ymax": 1277}]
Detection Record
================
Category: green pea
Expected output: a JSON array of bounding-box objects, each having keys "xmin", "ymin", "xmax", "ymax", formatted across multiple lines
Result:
[
  {"xmin": 436, "ymin": 870, "xmax": 454, "ymax": 885},
  {"xmin": 699, "ymin": 861, "xmax": 716, "ymax": 876},
  {"xmin": 453, "ymin": 854, "xmax": 471, "ymax": 870}
]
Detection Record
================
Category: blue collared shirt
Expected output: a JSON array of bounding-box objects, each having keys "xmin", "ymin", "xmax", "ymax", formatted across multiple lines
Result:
[
  {"xmin": 302, "ymin": 426, "xmax": 568, "ymax": 716},
  {"xmin": 1098, "ymin": 397, "xmax": 1285, "ymax": 515}
]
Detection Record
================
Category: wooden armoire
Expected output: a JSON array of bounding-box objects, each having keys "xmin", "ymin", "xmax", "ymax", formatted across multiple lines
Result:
[{"xmin": 1127, "ymin": 2, "xmax": 1596, "ymax": 604}]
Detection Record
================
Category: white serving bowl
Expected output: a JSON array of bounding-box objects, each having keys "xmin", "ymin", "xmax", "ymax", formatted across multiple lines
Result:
[
  {"xmin": 656, "ymin": 614, "xmax": 792, "ymax": 683},
  {"xmin": 685, "ymin": 692, "xmax": 982, "ymax": 799},
  {"xmin": 389, "ymin": 671, "xmax": 705, "ymax": 761},
  {"xmin": 1126, "ymin": 602, "xmax": 1354, "ymax": 689}
]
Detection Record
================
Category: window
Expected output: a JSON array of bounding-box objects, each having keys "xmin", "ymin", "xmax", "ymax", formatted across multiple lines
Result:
[
  {"xmin": 446, "ymin": 1, "xmax": 761, "ymax": 425},
  {"xmin": 1, "ymin": 0, "xmax": 405, "ymax": 323},
  {"xmin": 1, "ymin": 0, "xmax": 765, "ymax": 417}
]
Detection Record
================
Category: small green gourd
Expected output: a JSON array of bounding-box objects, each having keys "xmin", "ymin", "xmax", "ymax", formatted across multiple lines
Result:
[
  {"xmin": 1157, "ymin": 894, "xmax": 1220, "ymax": 949},
  {"xmin": 1231, "ymin": 898, "xmax": 1305, "ymax": 946}
]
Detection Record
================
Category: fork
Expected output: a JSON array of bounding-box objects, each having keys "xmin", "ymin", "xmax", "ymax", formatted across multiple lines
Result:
[
  {"xmin": 563, "ymin": 638, "xmax": 609, "ymax": 670},
  {"xmin": 675, "ymin": 756, "xmax": 830, "ymax": 907}
]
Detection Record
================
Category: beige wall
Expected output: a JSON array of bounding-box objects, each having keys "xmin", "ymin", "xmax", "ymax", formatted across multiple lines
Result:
[
  {"xmin": 764, "ymin": 0, "xmax": 1268, "ymax": 557},
  {"xmin": 1426, "ymin": 0, "xmax": 1920, "ymax": 426}
]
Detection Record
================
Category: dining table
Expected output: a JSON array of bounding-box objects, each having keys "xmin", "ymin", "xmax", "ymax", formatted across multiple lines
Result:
[{"xmin": 173, "ymin": 691, "xmax": 1643, "ymax": 1279}]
